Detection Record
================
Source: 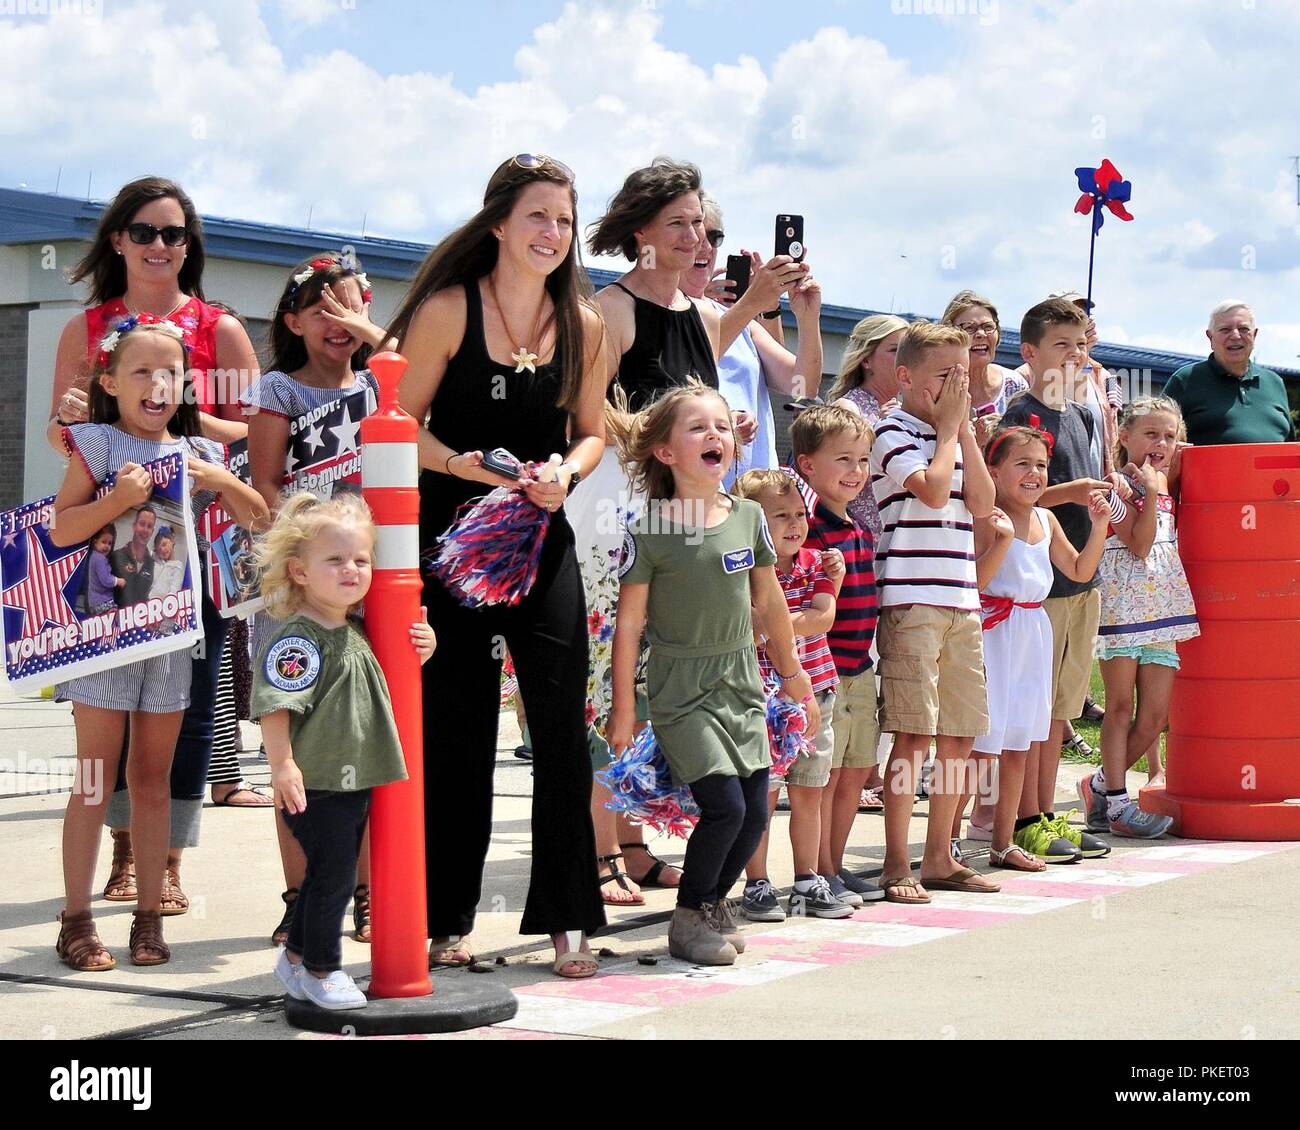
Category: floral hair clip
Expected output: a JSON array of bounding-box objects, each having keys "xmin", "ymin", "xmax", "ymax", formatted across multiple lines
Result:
[
  {"xmin": 95, "ymin": 313, "xmax": 187, "ymax": 371},
  {"xmin": 283, "ymin": 256, "xmax": 373, "ymax": 310}
]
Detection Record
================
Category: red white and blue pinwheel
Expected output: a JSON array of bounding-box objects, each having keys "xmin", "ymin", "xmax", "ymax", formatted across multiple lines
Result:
[{"xmin": 1072, "ymin": 158, "xmax": 1134, "ymax": 309}]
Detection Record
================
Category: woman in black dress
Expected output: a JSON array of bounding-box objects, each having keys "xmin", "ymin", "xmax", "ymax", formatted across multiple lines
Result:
[{"xmin": 391, "ymin": 154, "xmax": 608, "ymax": 978}]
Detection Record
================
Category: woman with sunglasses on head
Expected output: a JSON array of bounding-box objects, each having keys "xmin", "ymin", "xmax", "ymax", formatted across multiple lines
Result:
[
  {"xmin": 391, "ymin": 153, "xmax": 608, "ymax": 978},
  {"xmin": 48, "ymin": 176, "xmax": 259, "ymax": 450},
  {"xmin": 681, "ymin": 191, "xmax": 819, "ymax": 485}
]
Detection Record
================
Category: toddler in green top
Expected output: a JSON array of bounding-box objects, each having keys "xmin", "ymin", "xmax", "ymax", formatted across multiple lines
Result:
[
  {"xmin": 252, "ymin": 491, "xmax": 435, "ymax": 1011},
  {"xmin": 608, "ymin": 384, "xmax": 818, "ymax": 967}
]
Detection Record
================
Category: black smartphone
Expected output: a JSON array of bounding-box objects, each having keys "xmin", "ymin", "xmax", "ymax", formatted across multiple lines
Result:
[
  {"xmin": 724, "ymin": 254, "xmax": 751, "ymax": 301},
  {"xmin": 775, "ymin": 214, "xmax": 805, "ymax": 262},
  {"xmin": 480, "ymin": 447, "xmax": 522, "ymax": 481}
]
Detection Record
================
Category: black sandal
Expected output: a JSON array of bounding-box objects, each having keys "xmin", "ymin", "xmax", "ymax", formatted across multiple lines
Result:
[
  {"xmin": 270, "ymin": 887, "xmax": 299, "ymax": 947},
  {"xmin": 619, "ymin": 843, "xmax": 681, "ymax": 889},
  {"xmin": 598, "ymin": 853, "xmax": 644, "ymax": 906},
  {"xmin": 353, "ymin": 884, "xmax": 371, "ymax": 943}
]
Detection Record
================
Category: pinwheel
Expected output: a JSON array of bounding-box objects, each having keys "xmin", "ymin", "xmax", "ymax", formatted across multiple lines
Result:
[{"xmin": 1073, "ymin": 158, "xmax": 1134, "ymax": 309}]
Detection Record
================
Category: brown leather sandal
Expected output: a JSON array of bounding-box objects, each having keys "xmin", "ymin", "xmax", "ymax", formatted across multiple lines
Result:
[
  {"xmin": 129, "ymin": 910, "xmax": 170, "ymax": 966},
  {"xmin": 102, "ymin": 829, "xmax": 137, "ymax": 902},
  {"xmin": 56, "ymin": 909, "xmax": 116, "ymax": 972},
  {"xmin": 160, "ymin": 865, "xmax": 188, "ymax": 916}
]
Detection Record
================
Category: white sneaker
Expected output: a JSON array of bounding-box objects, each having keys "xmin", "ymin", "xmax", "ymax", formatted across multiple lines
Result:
[
  {"xmin": 299, "ymin": 967, "xmax": 367, "ymax": 1010},
  {"xmin": 274, "ymin": 946, "xmax": 305, "ymax": 1001}
]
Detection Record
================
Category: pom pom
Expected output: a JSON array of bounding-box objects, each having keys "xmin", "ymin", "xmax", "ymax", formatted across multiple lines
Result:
[
  {"xmin": 427, "ymin": 480, "xmax": 550, "ymax": 607},
  {"xmin": 596, "ymin": 725, "xmax": 699, "ymax": 838},
  {"xmin": 766, "ymin": 679, "xmax": 813, "ymax": 777}
]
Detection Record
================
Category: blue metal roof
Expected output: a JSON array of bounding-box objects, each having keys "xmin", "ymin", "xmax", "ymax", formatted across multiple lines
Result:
[{"xmin": 3, "ymin": 187, "xmax": 1295, "ymax": 380}]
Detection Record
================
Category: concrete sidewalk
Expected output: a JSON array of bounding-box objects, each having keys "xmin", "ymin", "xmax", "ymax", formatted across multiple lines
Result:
[{"xmin": 3, "ymin": 679, "xmax": 1297, "ymax": 1041}]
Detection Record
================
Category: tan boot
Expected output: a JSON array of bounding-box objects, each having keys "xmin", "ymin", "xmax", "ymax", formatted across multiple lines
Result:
[
  {"xmin": 668, "ymin": 904, "xmax": 737, "ymax": 966},
  {"xmin": 709, "ymin": 897, "xmax": 746, "ymax": 954}
]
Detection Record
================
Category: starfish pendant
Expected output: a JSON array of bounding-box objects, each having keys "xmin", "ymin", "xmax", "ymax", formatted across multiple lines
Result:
[{"xmin": 511, "ymin": 346, "xmax": 539, "ymax": 373}]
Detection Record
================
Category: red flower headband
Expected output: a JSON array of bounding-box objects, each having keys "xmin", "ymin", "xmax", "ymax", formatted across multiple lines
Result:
[
  {"xmin": 95, "ymin": 312, "xmax": 188, "ymax": 371},
  {"xmin": 283, "ymin": 255, "xmax": 373, "ymax": 310}
]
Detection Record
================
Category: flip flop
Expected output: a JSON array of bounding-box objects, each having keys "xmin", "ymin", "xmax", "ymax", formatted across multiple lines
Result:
[
  {"xmin": 599, "ymin": 853, "xmax": 645, "ymax": 906},
  {"xmin": 919, "ymin": 866, "xmax": 1001, "ymax": 894},
  {"xmin": 212, "ymin": 783, "xmax": 273, "ymax": 807},
  {"xmin": 882, "ymin": 876, "xmax": 931, "ymax": 905}
]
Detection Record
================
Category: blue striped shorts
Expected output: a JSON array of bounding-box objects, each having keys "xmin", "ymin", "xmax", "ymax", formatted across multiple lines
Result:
[{"xmin": 56, "ymin": 646, "xmax": 193, "ymax": 714}]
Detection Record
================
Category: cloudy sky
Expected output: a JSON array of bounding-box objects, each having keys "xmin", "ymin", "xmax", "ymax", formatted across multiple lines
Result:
[{"xmin": 3, "ymin": 0, "xmax": 1298, "ymax": 364}]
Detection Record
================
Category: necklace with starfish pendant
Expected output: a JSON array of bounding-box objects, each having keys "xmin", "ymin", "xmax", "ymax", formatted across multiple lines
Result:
[{"xmin": 487, "ymin": 274, "xmax": 550, "ymax": 373}]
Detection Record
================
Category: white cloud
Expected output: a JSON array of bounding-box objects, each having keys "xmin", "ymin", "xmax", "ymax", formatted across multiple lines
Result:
[{"xmin": 2, "ymin": 0, "xmax": 1298, "ymax": 366}]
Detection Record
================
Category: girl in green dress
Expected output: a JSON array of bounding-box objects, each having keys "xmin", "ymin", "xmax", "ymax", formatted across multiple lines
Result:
[{"xmin": 608, "ymin": 385, "xmax": 819, "ymax": 965}]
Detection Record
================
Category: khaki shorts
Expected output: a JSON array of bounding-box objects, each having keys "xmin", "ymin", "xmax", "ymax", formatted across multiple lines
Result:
[
  {"xmin": 786, "ymin": 689, "xmax": 836, "ymax": 788},
  {"xmin": 831, "ymin": 671, "xmax": 882, "ymax": 770},
  {"xmin": 877, "ymin": 604, "xmax": 988, "ymax": 738},
  {"xmin": 1046, "ymin": 589, "xmax": 1101, "ymax": 720}
]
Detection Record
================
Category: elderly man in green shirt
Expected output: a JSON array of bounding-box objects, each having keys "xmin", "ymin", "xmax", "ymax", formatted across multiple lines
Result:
[{"xmin": 1163, "ymin": 301, "xmax": 1296, "ymax": 447}]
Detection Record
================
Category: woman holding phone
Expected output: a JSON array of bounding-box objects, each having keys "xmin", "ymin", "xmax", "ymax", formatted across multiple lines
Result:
[
  {"xmin": 683, "ymin": 191, "xmax": 819, "ymax": 483},
  {"xmin": 392, "ymin": 153, "xmax": 608, "ymax": 978}
]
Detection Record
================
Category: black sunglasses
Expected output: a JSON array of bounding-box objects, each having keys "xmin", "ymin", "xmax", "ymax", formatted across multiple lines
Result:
[
  {"xmin": 126, "ymin": 222, "xmax": 188, "ymax": 247},
  {"xmin": 705, "ymin": 229, "xmax": 725, "ymax": 247}
]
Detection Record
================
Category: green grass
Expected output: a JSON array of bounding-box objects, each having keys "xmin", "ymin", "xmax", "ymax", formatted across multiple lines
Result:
[{"xmin": 1059, "ymin": 660, "xmax": 1163, "ymax": 776}]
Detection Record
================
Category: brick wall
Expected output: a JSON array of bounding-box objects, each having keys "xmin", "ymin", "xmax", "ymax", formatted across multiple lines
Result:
[{"xmin": 0, "ymin": 305, "xmax": 33, "ymax": 509}]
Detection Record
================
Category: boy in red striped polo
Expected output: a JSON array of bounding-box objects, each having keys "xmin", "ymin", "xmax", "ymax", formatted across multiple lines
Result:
[
  {"xmin": 871, "ymin": 321, "xmax": 1000, "ymax": 903},
  {"xmin": 735, "ymin": 470, "xmax": 854, "ymax": 920},
  {"xmin": 789, "ymin": 406, "xmax": 885, "ymax": 907}
]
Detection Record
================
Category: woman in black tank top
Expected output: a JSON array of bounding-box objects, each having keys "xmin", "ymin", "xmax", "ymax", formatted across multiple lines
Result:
[{"xmin": 389, "ymin": 154, "xmax": 609, "ymax": 978}]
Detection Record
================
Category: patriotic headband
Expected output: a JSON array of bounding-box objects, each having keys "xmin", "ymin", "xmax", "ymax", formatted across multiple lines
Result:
[
  {"xmin": 282, "ymin": 256, "xmax": 372, "ymax": 310},
  {"xmin": 985, "ymin": 419, "xmax": 1054, "ymax": 465},
  {"xmin": 95, "ymin": 313, "xmax": 188, "ymax": 371}
]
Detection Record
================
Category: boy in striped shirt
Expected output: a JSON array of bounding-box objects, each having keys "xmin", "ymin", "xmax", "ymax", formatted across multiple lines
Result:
[
  {"xmin": 735, "ymin": 470, "xmax": 853, "ymax": 920},
  {"xmin": 788, "ymin": 406, "xmax": 885, "ymax": 907},
  {"xmin": 871, "ymin": 322, "xmax": 1000, "ymax": 902}
]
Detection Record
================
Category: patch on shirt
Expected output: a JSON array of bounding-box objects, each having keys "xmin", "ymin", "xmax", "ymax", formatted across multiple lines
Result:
[
  {"xmin": 758, "ymin": 511, "xmax": 776, "ymax": 558},
  {"xmin": 264, "ymin": 636, "xmax": 321, "ymax": 693},
  {"xmin": 722, "ymin": 547, "xmax": 755, "ymax": 574},
  {"xmin": 616, "ymin": 528, "xmax": 638, "ymax": 579}
]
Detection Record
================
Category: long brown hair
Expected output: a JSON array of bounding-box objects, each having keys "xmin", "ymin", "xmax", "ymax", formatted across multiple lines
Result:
[
  {"xmin": 69, "ymin": 177, "xmax": 206, "ymax": 305},
  {"xmin": 385, "ymin": 156, "xmax": 593, "ymax": 410}
]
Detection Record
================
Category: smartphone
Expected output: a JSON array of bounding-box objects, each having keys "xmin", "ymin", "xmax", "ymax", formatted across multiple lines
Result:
[
  {"xmin": 724, "ymin": 254, "xmax": 751, "ymax": 301},
  {"xmin": 480, "ymin": 447, "xmax": 522, "ymax": 481},
  {"xmin": 775, "ymin": 214, "xmax": 805, "ymax": 262}
]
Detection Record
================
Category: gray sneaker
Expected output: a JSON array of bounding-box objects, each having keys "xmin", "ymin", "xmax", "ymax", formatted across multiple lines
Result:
[
  {"xmin": 1076, "ymin": 772, "xmax": 1110, "ymax": 833},
  {"xmin": 788, "ymin": 876, "xmax": 855, "ymax": 919},
  {"xmin": 741, "ymin": 879, "xmax": 786, "ymax": 922},
  {"xmin": 826, "ymin": 873, "xmax": 863, "ymax": 908},
  {"xmin": 837, "ymin": 869, "xmax": 886, "ymax": 902},
  {"xmin": 1108, "ymin": 801, "xmax": 1174, "ymax": 839}
]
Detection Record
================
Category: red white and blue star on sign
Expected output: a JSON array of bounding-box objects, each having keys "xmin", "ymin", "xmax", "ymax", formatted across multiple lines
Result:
[{"xmin": 1, "ymin": 512, "xmax": 89, "ymax": 677}]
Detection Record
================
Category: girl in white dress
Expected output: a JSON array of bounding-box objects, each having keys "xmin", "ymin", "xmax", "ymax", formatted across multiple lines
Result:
[{"xmin": 965, "ymin": 424, "xmax": 1110, "ymax": 868}]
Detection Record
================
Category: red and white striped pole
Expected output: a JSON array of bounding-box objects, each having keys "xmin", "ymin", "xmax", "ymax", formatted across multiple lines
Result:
[{"xmin": 361, "ymin": 350, "xmax": 431, "ymax": 999}]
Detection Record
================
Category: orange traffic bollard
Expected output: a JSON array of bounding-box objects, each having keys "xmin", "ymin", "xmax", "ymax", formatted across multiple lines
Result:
[
  {"xmin": 1143, "ymin": 443, "xmax": 1300, "ymax": 839},
  {"xmin": 361, "ymin": 350, "xmax": 433, "ymax": 998}
]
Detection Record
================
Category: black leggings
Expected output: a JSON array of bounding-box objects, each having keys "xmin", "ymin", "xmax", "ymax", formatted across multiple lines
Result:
[
  {"xmin": 678, "ymin": 767, "xmax": 771, "ymax": 910},
  {"xmin": 421, "ymin": 515, "xmax": 605, "ymax": 939}
]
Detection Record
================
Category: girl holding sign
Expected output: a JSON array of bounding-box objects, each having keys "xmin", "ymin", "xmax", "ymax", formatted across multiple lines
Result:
[{"xmin": 51, "ymin": 317, "xmax": 265, "ymax": 971}]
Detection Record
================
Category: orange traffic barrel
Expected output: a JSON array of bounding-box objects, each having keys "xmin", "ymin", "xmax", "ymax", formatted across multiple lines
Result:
[{"xmin": 1143, "ymin": 443, "xmax": 1300, "ymax": 838}]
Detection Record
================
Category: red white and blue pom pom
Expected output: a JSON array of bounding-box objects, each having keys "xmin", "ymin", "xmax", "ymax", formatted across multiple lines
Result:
[
  {"xmin": 766, "ymin": 680, "xmax": 813, "ymax": 777},
  {"xmin": 596, "ymin": 725, "xmax": 699, "ymax": 838}
]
